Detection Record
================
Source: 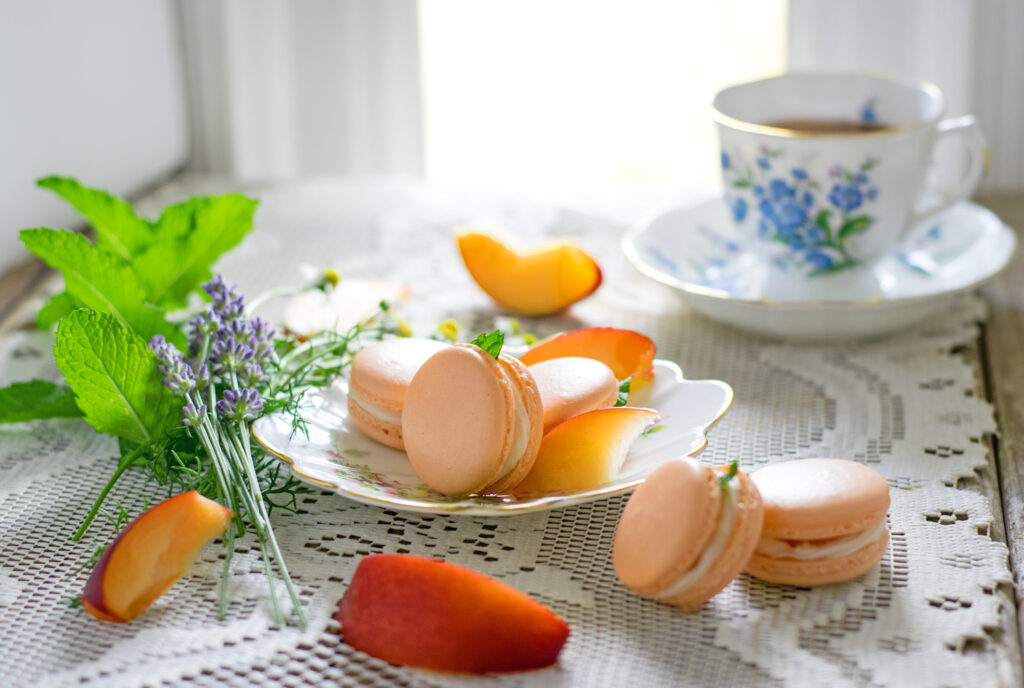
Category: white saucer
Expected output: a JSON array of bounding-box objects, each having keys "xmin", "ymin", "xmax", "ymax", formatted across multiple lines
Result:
[{"xmin": 623, "ymin": 199, "xmax": 1016, "ymax": 340}]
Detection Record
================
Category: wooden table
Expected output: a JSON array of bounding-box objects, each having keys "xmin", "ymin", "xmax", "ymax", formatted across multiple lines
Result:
[{"xmin": 2, "ymin": 183, "xmax": 1023, "ymax": 673}]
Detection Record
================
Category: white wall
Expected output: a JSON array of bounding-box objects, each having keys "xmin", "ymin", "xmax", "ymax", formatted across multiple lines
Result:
[{"xmin": 0, "ymin": 0, "xmax": 190, "ymax": 273}]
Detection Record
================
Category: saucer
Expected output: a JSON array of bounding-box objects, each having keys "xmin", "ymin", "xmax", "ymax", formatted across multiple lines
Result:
[
  {"xmin": 251, "ymin": 360, "xmax": 732, "ymax": 516},
  {"xmin": 623, "ymin": 199, "xmax": 1016, "ymax": 340}
]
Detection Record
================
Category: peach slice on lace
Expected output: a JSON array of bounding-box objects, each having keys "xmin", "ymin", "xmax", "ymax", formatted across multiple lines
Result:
[
  {"xmin": 82, "ymin": 491, "xmax": 233, "ymax": 622},
  {"xmin": 457, "ymin": 231, "xmax": 602, "ymax": 314},
  {"xmin": 337, "ymin": 553, "xmax": 570, "ymax": 673},
  {"xmin": 518, "ymin": 327, "xmax": 656, "ymax": 387},
  {"xmin": 513, "ymin": 407, "xmax": 660, "ymax": 495}
]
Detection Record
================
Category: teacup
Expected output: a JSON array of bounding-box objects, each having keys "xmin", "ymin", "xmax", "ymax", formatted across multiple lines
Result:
[{"xmin": 712, "ymin": 73, "xmax": 984, "ymax": 288}]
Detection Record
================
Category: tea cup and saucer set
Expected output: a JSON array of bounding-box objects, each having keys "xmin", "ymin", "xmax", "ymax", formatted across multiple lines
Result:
[{"xmin": 624, "ymin": 73, "xmax": 1016, "ymax": 340}]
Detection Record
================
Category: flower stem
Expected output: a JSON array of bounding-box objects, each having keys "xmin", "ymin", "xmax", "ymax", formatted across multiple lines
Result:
[{"xmin": 72, "ymin": 443, "xmax": 149, "ymax": 541}]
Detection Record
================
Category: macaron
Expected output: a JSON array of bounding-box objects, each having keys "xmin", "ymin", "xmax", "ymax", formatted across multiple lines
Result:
[
  {"xmin": 402, "ymin": 344, "xmax": 544, "ymax": 496},
  {"xmin": 745, "ymin": 458, "xmax": 890, "ymax": 586},
  {"xmin": 347, "ymin": 338, "xmax": 449, "ymax": 450},
  {"xmin": 613, "ymin": 458, "xmax": 763, "ymax": 611},
  {"xmin": 527, "ymin": 357, "xmax": 619, "ymax": 433}
]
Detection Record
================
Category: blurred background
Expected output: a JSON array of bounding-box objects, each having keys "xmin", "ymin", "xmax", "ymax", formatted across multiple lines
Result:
[{"xmin": 1, "ymin": 0, "xmax": 1021, "ymax": 273}]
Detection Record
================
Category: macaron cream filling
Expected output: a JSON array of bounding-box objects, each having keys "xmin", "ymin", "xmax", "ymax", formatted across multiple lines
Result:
[
  {"xmin": 491, "ymin": 378, "xmax": 531, "ymax": 487},
  {"xmin": 755, "ymin": 518, "xmax": 887, "ymax": 561},
  {"xmin": 347, "ymin": 389, "xmax": 402, "ymax": 425},
  {"xmin": 653, "ymin": 476, "xmax": 739, "ymax": 600}
]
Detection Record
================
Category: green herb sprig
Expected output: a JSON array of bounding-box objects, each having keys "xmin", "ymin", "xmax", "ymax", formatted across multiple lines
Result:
[{"xmin": 470, "ymin": 330, "xmax": 505, "ymax": 359}]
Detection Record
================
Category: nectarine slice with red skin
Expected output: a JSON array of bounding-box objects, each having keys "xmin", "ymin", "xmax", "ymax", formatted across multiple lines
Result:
[
  {"xmin": 338, "ymin": 554, "xmax": 570, "ymax": 673},
  {"xmin": 457, "ymin": 232, "xmax": 602, "ymax": 314},
  {"xmin": 514, "ymin": 407, "xmax": 660, "ymax": 495},
  {"xmin": 82, "ymin": 490, "xmax": 233, "ymax": 622},
  {"xmin": 518, "ymin": 327, "xmax": 657, "ymax": 385}
]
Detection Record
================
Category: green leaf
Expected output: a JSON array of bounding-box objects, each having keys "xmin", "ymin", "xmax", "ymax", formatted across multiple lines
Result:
[
  {"xmin": 718, "ymin": 461, "xmax": 739, "ymax": 491},
  {"xmin": 732, "ymin": 179, "xmax": 751, "ymax": 189},
  {"xmin": 135, "ymin": 195, "xmax": 258, "ymax": 309},
  {"xmin": 37, "ymin": 176, "xmax": 154, "ymax": 261},
  {"xmin": 838, "ymin": 216, "xmax": 873, "ymax": 241},
  {"xmin": 36, "ymin": 291, "xmax": 80, "ymax": 330},
  {"xmin": 54, "ymin": 309, "xmax": 181, "ymax": 444},
  {"xmin": 0, "ymin": 380, "xmax": 82, "ymax": 423},
  {"xmin": 615, "ymin": 377, "xmax": 632, "ymax": 407},
  {"xmin": 813, "ymin": 209, "xmax": 832, "ymax": 230},
  {"xmin": 20, "ymin": 229, "xmax": 183, "ymax": 348},
  {"xmin": 470, "ymin": 330, "xmax": 504, "ymax": 359}
]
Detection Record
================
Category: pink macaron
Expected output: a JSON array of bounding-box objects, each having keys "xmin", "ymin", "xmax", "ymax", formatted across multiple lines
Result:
[
  {"xmin": 402, "ymin": 344, "xmax": 544, "ymax": 496},
  {"xmin": 347, "ymin": 338, "xmax": 449, "ymax": 450},
  {"xmin": 613, "ymin": 458, "xmax": 764, "ymax": 611},
  {"xmin": 527, "ymin": 356, "xmax": 619, "ymax": 433},
  {"xmin": 745, "ymin": 458, "xmax": 891, "ymax": 586}
]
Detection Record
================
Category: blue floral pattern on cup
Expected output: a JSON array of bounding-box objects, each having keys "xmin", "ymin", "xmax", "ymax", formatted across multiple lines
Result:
[{"xmin": 722, "ymin": 147, "xmax": 880, "ymax": 275}]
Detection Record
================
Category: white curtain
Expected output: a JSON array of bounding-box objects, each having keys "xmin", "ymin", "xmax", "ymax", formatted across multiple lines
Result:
[
  {"xmin": 789, "ymin": 0, "xmax": 1024, "ymax": 195},
  {"xmin": 177, "ymin": 0, "xmax": 423, "ymax": 180}
]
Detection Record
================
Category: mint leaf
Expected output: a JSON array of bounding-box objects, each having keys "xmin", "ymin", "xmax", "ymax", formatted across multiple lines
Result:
[
  {"xmin": 36, "ymin": 291, "xmax": 79, "ymax": 330},
  {"xmin": 55, "ymin": 309, "xmax": 181, "ymax": 444},
  {"xmin": 615, "ymin": 377, "xmax": 632, "ymax": 407},
  {"xmin": 0, "ymin": 380, "xmax": 82, "ymax": 423},
  {"xmin": 470, "ymin": 330, "xmax": 504, "ymax": 359},
  {"xmin": 21, "ymin": 229, "xmax": 183, "ymax": 348},
  {"xmin": 135, "ymin": 195, "xmax": 257, "ymax": 309},
  {"xmin": 718, "ymin": 461, "xmax": 739, "ymax": 491},
  {"xmin": 37, "ymin": 176, "xmax": 154, "ymax": 261}
]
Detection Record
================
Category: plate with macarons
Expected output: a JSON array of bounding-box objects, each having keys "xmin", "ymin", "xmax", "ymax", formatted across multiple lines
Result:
[{"xmin": 252, "ymin": 327, "xmax": 734, "ymax": 515}]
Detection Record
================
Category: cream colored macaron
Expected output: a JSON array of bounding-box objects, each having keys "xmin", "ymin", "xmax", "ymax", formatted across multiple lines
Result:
[
  {"xmin": 347, "ymin": 338, "xmax": 449, "ymax": 450},
  {"xmin": 745, "ymin": 458, "xmax": 891, "ymax": 586},
  {"xmin": 613, "ymin": 458, "xmax": 764, "ymax": 611},
  {"xmin": 402, "ymin": 344, "xmax": 544, "ymax": 496},
  {"xmin": 527, "ymin": 357, "xmax": 619, "ymax": 433}
]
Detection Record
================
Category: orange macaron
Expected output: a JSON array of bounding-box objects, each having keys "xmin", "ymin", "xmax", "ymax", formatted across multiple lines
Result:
[
  {"xmin": 402, "ymin": 344, "xmax": 544, "ymax": 496},
  {"xmin": 347, "ymin": 338, "xmax": 449, "ymax": 450},
  {"xmin": 745, "ymin": 458, "xmax": 891, "ymax": 586},
  {"xmin": 527, "ymin": 356, "xmax": 619, "ymax": 433},
  {"xmin": 613, "ymin": 458, "xmax": 764, "ymax": 611}
]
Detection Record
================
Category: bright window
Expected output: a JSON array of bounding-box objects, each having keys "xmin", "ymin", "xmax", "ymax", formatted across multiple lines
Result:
[{"xmin": 419, "ymin": 1, "xmax": 787, "ymax": 197}]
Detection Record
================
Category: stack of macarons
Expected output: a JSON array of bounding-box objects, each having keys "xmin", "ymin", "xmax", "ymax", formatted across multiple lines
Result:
[
  {"xmin": 347, "ymin": 338, "xmax": 625, "ymax": 495},
  {"xmin": 612, "ymin": 457, "xmax": 891, "ymax": 610}
]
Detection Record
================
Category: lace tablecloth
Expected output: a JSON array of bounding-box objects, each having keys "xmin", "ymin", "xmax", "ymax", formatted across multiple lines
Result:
[{"xmin": 0, "ymin": 179, "xmax": 1019, "ymax": 687}]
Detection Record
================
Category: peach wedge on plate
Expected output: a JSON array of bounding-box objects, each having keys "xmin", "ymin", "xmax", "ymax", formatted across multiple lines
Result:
[
  {"xmin": 457, "ymin": 231, "xmax": 601, "ymax": 314},
  {"xmin": 82, "ymin": 491, "xmax": 233, "ymax": 622},
  {"xmin": 338, "ymin": 554, "xmax": 570, "ymax": 673},
  {"xmin": 519, "ymin": 327, "xmax": 657, "ymax": 387},
  {"xmin": 514, "ymin": 407, "xmax": 660, "ymax": 495}
]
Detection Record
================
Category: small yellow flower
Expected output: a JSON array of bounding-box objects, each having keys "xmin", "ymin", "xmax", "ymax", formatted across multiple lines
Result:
[
  {"xmin": 438, "ymin": 319, "xmax": 460, "ymax": 344},
  {"xmin": 394, "ymin": 317, "xmax": 413, "ymax": 338},
  {"xmin": 323, "ymin": 268, "xmax": 341, "ymax": 287},
  {"xmin": 523, "ymin": 333, "xmax": 537, "ymax": 345}
]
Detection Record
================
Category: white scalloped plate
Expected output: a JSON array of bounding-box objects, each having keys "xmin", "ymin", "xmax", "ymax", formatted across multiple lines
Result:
[{"xmin": 252, "ymin": 360, "xmax": 732, "ymax": 516}]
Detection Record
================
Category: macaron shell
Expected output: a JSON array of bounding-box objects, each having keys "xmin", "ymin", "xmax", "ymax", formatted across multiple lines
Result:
[
  {"xmin": 481, "ymin": 354, "xmax": 544, "ymax": 494},
  {"xmin": 346, "ymin": 397, "xmax": 405, "ymax": 450},
  {"xmin": 349, "ymin": 339, "xmax": 449, "ymax": 416},
  {"xmin": 528, "ymin": 357, "xmax": 618, "ymax": 433},
  {"xmin": 659, "ymin": 469, "xmax": 764, "ymax": 611},
  {"xmin": 752, "ymin": 458, "xmax": 891, "ymax": 540},
  {"xmin": 403, "ymin": 345, "xmax": 515, "ymax": 495},
  {"xmin": 613, "ymin": 458, "xmax": 720, "ymax": 596},
  {"xmin": 745, "ymin": 528, "xmax": 890, "ymax": 586}
]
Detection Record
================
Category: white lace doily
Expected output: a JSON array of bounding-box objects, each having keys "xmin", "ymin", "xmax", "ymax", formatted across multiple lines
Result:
[{"xmin": 0, "ymin": 180, "xmax": 1017, "ymax": 687}]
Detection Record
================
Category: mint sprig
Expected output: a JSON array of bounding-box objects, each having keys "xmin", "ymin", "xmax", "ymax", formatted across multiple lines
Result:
[
  {"xmin": 615, "ymin": 377, "xmax": 632, "ymax": 406},
  {"xmin": 719, "ymin": 461, "xmax": 739, "ymax": 491},
  {"xmin": 470, "ymin": 330, "xmax": 504, "ymax": 359}
]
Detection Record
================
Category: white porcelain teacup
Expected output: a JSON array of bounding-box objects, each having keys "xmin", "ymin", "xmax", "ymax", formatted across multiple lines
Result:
[{"xmin": 712, "ymin": 73, "xmax": 984, "ymax": 290}]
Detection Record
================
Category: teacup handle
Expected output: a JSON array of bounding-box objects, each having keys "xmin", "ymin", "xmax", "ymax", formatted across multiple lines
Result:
[{"xmin": 908, "ymin": 115, "xmax": 985, "ymax": 227}]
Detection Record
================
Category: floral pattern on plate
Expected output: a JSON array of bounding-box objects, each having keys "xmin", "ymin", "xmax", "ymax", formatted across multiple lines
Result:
[{"xmin": 252, "ymin": 360, "xmax": 732, "ymax": 515}]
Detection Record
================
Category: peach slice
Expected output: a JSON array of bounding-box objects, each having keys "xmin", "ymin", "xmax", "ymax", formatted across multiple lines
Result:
[
  {"xmin": 337, "ymin": 554, "xmax": 570, "ymax": 673},
  {"xmin": 82, "ymin": 491, "xmax": 233, "ymax": 622},
  {"xmin": 518, "ymin": 327, "xmax": 657, "ymax": 386},
  {"xmin": 457, "ymin": 231, "xmax": 601, "ymax": 314},
  {"xmin": 514, "ymin": 407, "xmax": 660, "ymax": 495}
]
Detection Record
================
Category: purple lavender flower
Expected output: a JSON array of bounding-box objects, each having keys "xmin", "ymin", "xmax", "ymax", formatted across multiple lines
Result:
[
  {"xmin": 183, "ymin": 402, "xmax": 207, "ymax": 426},
  {"xmin": 210, "ymin": 336, "xmax": 255, "ymax": 376},
  {"xmin": 188, "ymin": 310, "xmax": 222, "ymax": 356},
  {"xmin": 238, "ymin": 362, "xmax": 267, "ymax": 388},
  {"xmin": 204, "ymin": 276, "xmax": 245, "ymax": 322},
  {"xmin": 196, "ymin": 364, "xmax": 211, "ymax": 391},
  {"xmin": 150, "ymin": 335, "xmax": 196, "ymax": 396},
  {"xmin": 217, "ymin": 388, "xmax": 263, "ymax": 422}
]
